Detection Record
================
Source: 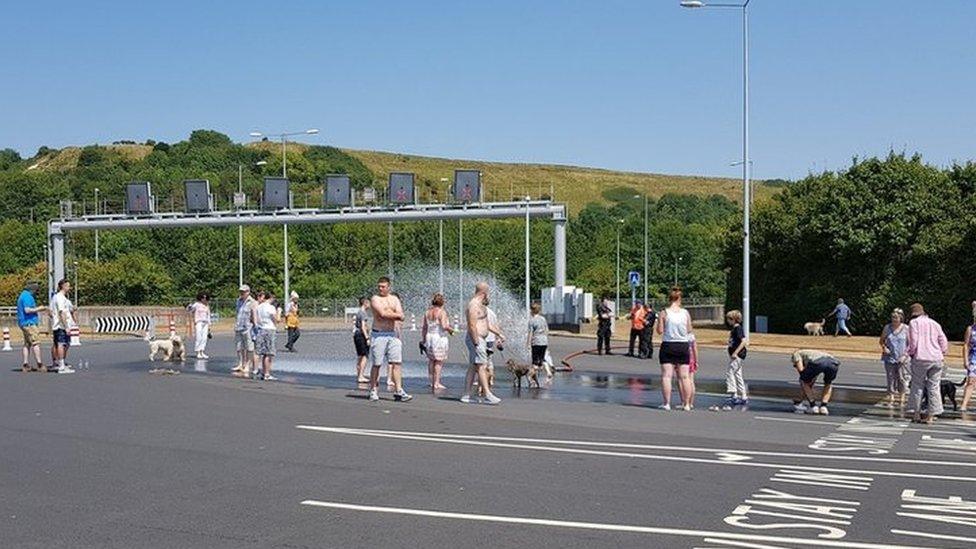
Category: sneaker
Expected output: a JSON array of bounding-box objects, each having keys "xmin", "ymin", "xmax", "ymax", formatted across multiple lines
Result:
[
  {"xmin": 393, "ymin": 391, "xmax": 413, "ymax": 402},
  {"xmin": 818, "ymin": 406, "xmax": 830, "ymax": 416},
  {"xmin": 682, "ymin": 404, "xmax": 692, "ymax": 412},
  {"xmin": 459, "ymin": 394, "xmax": 472, "ymax": 404},
  {"xmin": 483, "ymin": 393, "xmax": 501, "ymax": 405},
  {"xmin": 263, "ymin": 374, "xmax": 278, "ymax": 381},
  {"xmin": 368, "ymin": 390, "xmax": 379, "ymax": 402},
  {"xmin": 200, "ymin": 353, "xmax": 210, "ymax": 359},
  {"xmin": 808, "ymin": 405, "xmax": 821, "ymax": 415},
  {"xmin": 57, "ymin": 365, "xmax": 75, "ymax": 374},
  {"xmin": 658, "ymin": 403, "xmax": 671, "ymax": 411},
  {"xmin": 793, "ymin": 403, "xmax": 809, "ymax": 414}
]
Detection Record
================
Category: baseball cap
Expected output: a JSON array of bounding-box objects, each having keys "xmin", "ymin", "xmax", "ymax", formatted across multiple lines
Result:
[
  {"xmin": 239, "ymin": 284, "xmax": 250, "ymax": 292},
  {"xmin": 290, "ymin": 291, "xmax": 299, "ymax": 299}
]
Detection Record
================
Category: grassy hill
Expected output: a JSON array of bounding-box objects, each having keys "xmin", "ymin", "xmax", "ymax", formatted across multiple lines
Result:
[{"xmin": 343, "ymin": 149, "xmax": 775, "ymax": 214}]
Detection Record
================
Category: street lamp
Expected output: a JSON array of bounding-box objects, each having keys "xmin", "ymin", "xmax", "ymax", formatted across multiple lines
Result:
[
  {"xmin": 237, "ymin": 160, "xmax": 267, "ymax": 286},
  {"xmin": 93, "ymin": 188, "xmax": 99, "ymax": 263},
  {"xmin": 73, "ymin": 261, "xmax": 79, "ymax": 305},
  {"xmin": 524, "ymin": 195, "xmax": 531, "ymax": 318},
  {"xmin": 633, "ymin": 193, "xmax": 649, "ymax": 303},
  {"xmin": 681, "ymin": 0, "xmax": 753, "ymax": 338},
  {"xmin": 615, "ymin": 218, "xmax": 624, "ymax": 316},
  {"xmin": 248, "ymin": 129, "xmax": 320, "ymax": 299},
  {"xmin": 674, "ymin": 255, "xmax": 683, "ymax": 286}
]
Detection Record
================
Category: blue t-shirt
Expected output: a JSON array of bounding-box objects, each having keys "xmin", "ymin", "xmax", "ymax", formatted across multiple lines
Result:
[
  {"xmin": 16, "ymin": 290, "xmax": 39, "ymax": 327},
  {"xmin": 834, "ymin": 303, "xmax": 851, "ymax": 320}
]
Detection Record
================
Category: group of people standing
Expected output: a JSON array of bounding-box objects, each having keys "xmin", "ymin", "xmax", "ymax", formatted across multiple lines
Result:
[
  {"xmin": 230, "ymin": 285, "xmax": 298, "ymax": 381},
  {"xmin": 349, "ymin": 276, "xmax": 551, "ymax": 406},
  {"xmin": 15, "ymin": 279, "xmax": 77, "ymax": 374},
  {"xmin": 878, "ymin": 302, "xmax": 976, "ymax": 422}
]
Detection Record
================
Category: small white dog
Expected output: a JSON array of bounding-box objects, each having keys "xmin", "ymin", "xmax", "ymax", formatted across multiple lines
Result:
[
  {"xmin": 803, "ymin": 319, "xmax": 825, "ymax": 336},
  {"xmin": 149, "ymin": 335, "xmax": 186, "ymax": 362}
]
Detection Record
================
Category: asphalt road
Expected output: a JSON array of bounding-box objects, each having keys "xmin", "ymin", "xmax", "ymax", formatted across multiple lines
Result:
[{"xmin": 2, "ymin": 333, "xmax": 975, "ymax": 548}]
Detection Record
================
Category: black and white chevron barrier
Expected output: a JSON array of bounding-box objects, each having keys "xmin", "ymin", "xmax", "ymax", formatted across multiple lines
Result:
[{"xmin": 92, "ymin": 316, "xmax": 155, "ymax": 334}]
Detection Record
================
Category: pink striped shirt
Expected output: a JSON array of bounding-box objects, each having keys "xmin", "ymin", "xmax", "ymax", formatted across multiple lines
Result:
[{"xmin": 907, "ymin": 315, "xmax": 948, "ymax": 362}]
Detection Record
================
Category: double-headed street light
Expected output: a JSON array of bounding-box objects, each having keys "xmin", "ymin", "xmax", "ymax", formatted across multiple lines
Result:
[
  {"xmin": 681, "ymin": 0, "xmax": 753, "ymax": 338},
  {"xmin": 247, "ymin": 129, "xmax": 319, "ymax": 300}
]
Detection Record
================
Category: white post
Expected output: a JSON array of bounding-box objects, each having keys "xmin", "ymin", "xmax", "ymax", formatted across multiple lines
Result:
[
  {"xmin": 438, "ymin": 219, "xmax": 444, "ymax": 293},
  {"xmin": 458, "ymin": 219, "xmax": 464, "ymax": 310},
  {"xmin": 388, "ymin": 221, "xmax": 394, "ymax": 279},
  {"xmin": 643, "ymin": 193, "xmax": 648, "ymax": 302},
  {"xmin": 615, "ymin": 225, "xmax": 621, "ymax": 316},
  {"xmin": 525, "ymin": 200, "xmax": 531, "ymax": 318},
  {"xmin": 553, "ymin": 218, "xmax": 566, "ymax": 287},
  {"xmin": 742, "ymin": 2, "xmax": 751, "ymax": 339},
  {"xmin": 238, "ymin": 164, "xmax": 243, "ymax": 287},
  {"xmin": 282, "ymin": 137, "xmax": 290, "ymax": 301},
  {"xmin": 94, "ymin": 188, "xmax": 99, "ymax": 263}
]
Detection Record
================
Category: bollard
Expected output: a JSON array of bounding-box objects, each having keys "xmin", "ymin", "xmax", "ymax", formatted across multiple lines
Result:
[
  {"xmin": 1, "ymin": 326, "xmax": 11, "ymax": 351},
  {"xmin": 410, "ymin": 313, "xmax": 417, "ymax": 332},
  {"xmin": 69, "ymin": 326, "xmax": 81, "ymax": 346}
]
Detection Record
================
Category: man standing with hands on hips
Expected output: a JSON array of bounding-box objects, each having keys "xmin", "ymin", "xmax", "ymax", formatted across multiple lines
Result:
[{"xmin": 461, "ymin": 282, "xmax": 501, "ymax": 405}]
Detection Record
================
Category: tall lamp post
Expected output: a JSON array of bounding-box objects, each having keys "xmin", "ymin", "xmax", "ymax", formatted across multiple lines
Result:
[
  {"xmin": 524, "ymin": 196, "xmax": 531, "ymax": 319},
  {"xmin": 439, "ymin": 177, "xmax": 449, "ymax": 293},
  {"xmin": 674, "ymin": 255, "xmax": 683, "ymax": 286},
  {"xmin": 615, "ymin": 218, "xmax": 624, "ymax": 315},
  {"xmin": 633, "ymin": 193, "xmax": 649, "ymax": 303},
  {"xmin": 237, "ymin": 160, "xmax": 267, "ymax": 286},
  {"xmin": 681, "ymin": 0, "xmax": 752, "ymax": 337},
  {"xmin": 248, "ymin": 128, "xmax": 319, "ymax": 300},
  {"xmin": 93, "ymin": 188, "xmax": 99, "ymax": 263}
]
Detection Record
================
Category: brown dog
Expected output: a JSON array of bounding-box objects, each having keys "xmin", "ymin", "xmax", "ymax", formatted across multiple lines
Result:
[{"xmin": 506, "ymin": 359, "xmax": 540, "ymax": 389}]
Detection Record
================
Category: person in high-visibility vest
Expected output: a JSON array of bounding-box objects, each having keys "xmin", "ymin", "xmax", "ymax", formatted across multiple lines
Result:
[{"xmin": 284, "ymin": 291, "xmax": 301, "ymax": 352}]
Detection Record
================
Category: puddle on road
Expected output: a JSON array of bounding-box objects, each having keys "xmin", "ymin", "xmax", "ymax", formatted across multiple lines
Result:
[{"xmin": 151, "ymin": 356, "xmax": 875, "ymax": 417}]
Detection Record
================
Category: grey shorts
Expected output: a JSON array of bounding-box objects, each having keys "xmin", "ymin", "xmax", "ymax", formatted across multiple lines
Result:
[
  {"xmin": 235, "ymin": 330, "xmax": 255, "ymax": 352},
  {"xmin": 370, "ymin": 333, "xmax": 402, "ymax": 366},
  {"xmin": 466, "ymin": 336, "xmax": 488, "ymax": 366},
  {"xmin": 255, "ymin": 329, "xmax": 276, "ymax": 356}
]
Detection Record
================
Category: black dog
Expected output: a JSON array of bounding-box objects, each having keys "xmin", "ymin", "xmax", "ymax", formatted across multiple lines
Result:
[{"xmin": 920, "ymin": 380, "xmax": 963, "ymax": 411}]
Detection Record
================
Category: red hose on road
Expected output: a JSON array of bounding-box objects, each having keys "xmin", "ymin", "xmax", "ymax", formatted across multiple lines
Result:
[{"xmin": 558, "ymin": 344, "xmax": 632, "ymax": 372}]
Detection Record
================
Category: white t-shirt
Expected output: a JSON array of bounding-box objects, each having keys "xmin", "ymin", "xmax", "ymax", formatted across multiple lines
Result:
[
  {"xmin": 256, "ymin": 302, "xmax": 278, "ymax": 330},
  {"xmin": 50, "ymin": 293, "xmax": 74, "ymax": 331},
  {"xmin": 486, "ymin": 307, "xmax": 498, "ymax": 343}
]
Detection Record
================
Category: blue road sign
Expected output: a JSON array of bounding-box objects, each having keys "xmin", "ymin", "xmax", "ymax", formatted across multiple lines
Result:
[{"xmin": 628, "ymin": 271, "xmax": 641, "ymax": 288}]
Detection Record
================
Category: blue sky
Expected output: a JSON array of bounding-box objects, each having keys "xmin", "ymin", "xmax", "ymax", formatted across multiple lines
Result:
[{"xmin": 2, "ymin": 0, "xmax": 973, "ymax": 179}]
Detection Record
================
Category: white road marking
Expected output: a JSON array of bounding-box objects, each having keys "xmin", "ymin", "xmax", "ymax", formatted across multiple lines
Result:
[
  {"xmin": 890, "ymin": 529, "xmax": 976, "ymax": 544},
  {"xmin": 300, "ymin": 499, "xmax": 933, "ymax": 548},
  {"xmin": 295, "ymin": 425, "xmax": 976, "ymax": 482},
  {"xmin": 295, "ymin": 424, "xmax": 976, "ymax": 469},
  {"xmin": 755, "ymin": 415, "xmax": 976, "ymax": 437},
  {"xmin": 698, "ymin": 537, "xmax": 795, "ymax": 549}
]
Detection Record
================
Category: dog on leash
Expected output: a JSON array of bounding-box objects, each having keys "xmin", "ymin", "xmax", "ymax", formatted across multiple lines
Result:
[
  {"xmin": 803, "ymin": 319, "xmax": 825, "ymax": 336},
  {"xmin": 506, "ymin": 359, "xmax": 540, "ymax": 389},
  {"xmin": 149, "ymin": 335, "xmax": 186, "ymax": 362}
]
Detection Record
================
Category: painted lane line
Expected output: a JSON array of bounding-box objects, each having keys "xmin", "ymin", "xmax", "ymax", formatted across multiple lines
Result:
[
  {"xmin": 300, "ymin": 499, "xmax": 933, "ymax": 549},
  {"xmin": 295, "ymin": 425, "xmax": 976, "ymax": 469},
  {"xmin": 754, "ymin": 416, "xmax": 976, "ymax": 437},
  {"xmin": 295, "ymin": 426, "xmax": 976, "ymax": 483},
  {"xmin": 698, "ymin": 537, "xmax": 795, "ymax": 549},
  {"xmin": 890, "ymin": 529, "xmax": 976, "ymax": 544}
]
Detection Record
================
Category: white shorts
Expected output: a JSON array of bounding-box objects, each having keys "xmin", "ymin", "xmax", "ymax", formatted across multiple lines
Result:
[{"xmin": 371, "ymin": 332, "xmax": 402, "ymax": 366}]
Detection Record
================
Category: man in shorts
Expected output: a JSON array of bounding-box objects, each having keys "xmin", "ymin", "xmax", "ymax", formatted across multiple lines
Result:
[
  {"xmin": 368, "ymin": 277, "xmax": 411, "ymax": 402},
  {"xmin": 482, "ymin": 297, "xmax": 506, "ymax": 395},
  {"xmin": 16, "ymin": 281, "xmax": 47, "ymax": 372},
  {"xmin": 791, "ymin": 349, "xmax": 841, "ymax": 415},
  {"xmin": 353, "ymin": 297, "xmax": 371, "ymax": 383},
  {"xmin": 232, "ymin": 285, "xmax": 258, "ymax": 376},
  {"xmin": 461, "ymin": 282, "xmax": 501, "ymax": 405},
  {"xmin": 49, "ymin": 279, "xmax": 76, "ymax": 374}
]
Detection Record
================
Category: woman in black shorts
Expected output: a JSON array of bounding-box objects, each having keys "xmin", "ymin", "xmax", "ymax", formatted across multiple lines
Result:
[{"xmin": 655, "ymin": 287, "xmax": 694, "ymax": 411}]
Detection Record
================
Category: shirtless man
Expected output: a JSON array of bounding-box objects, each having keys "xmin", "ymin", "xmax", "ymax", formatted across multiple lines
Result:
[
  {"xmin": 368, "ymin": 277, "xmax": 412, "ymax": 402},
  {"xmin": 461, "ymin": 282, "xmax": 501, "ymax": 405}
]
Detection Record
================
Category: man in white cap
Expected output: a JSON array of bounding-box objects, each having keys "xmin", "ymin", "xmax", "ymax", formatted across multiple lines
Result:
[
  {"xmin": 232, "ymin": 284, "xmax": 258, "ymax": 375},
  {"xmin": 284, "ymin": 291, "xmax": 301, "ymax": 352}
]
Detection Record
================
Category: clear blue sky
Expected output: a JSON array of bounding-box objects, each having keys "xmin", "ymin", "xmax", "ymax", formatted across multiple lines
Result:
[{"xmin": 3, "ymin": 0, "xmax": 974, "ymax": 180}]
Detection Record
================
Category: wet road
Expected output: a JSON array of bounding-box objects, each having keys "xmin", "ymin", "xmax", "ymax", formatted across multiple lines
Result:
[{"xmin": 2, "ymin": 332, "xmax": 975, "ymax": 548}]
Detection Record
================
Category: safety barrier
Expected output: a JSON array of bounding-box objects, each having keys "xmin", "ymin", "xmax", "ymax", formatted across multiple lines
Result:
[{"xmin": 92, "ymin": 316, "xmax": 155, "ymax": 334}]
